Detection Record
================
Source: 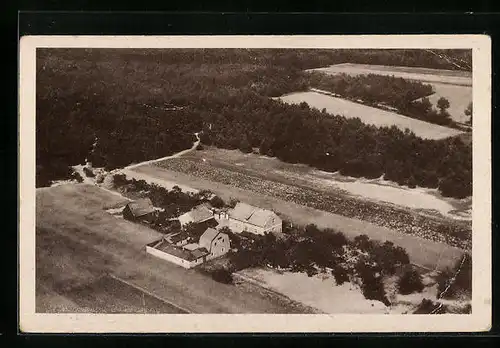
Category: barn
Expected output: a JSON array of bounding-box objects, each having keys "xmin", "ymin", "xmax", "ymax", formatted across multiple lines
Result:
[{"xmin": 123, "ymin": 198, "xmax": 156, "ymax": 223}]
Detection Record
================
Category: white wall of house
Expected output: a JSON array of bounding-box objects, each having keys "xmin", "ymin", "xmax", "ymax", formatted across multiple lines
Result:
[
  {"xmin": 208, "ymin": 233, "xmax": 230, "ymax": 259},
  {"xmin": 146, "ymin": 246, "xmax": 199, "ymax": 269},
  {"xmin": 263, "ymin": 222, "xmax": 283, "ymax": 234}
]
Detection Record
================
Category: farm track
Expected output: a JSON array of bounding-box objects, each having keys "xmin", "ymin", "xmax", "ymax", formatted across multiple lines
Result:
[{"xmin": 152, "ymin": 157, "xmax": 471, "ymax": 251}]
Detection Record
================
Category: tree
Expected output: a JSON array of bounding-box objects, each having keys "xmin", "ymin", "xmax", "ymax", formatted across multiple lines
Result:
[
  {"xmin": 239, "ymin": 136, "xmax": 252, "ymax": 153},
  {"xmin": 211, "ymin": 268, "xmax": 233, "ymax": 284},
  {"xmin": 228, "ymin": 198, "xmax": 239, "ymax": 208},
  {"xmin": 210, "ymin": 195, "xmax": 225, "ymax": 208},
  {"xmin": 397, "ymin": 267, "xmax": 424, "ymax": 295},
  {"xmin": 332, "ymin": 266, "xmax": 349, "ymax": 285},
  {"xmin": 407, "ymin": 175, "xmax": 417, "ymax": 188},
  {"xmin": 436, "ymin": 97, "xmax": 450, "ymax": 114}
]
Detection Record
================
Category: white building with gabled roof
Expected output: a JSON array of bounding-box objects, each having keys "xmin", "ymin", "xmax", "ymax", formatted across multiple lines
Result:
[{"xmin": 222, "ymin": 202, "xmax": 282, "ymax": 235}]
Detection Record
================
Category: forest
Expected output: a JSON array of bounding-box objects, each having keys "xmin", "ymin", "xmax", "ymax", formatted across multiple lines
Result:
[{"xmin": 37, "ymin": 48, "xmax": 472, "ymax": 198}]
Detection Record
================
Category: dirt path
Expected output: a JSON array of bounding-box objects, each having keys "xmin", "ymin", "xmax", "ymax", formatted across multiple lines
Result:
[{"xmin": 125, "ymin": 132, "xmax": 200, "ymax": 170}]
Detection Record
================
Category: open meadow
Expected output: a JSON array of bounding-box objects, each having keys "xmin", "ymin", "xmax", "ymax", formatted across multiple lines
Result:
[
  {"xmin": 276, "ymin": 91, "xmax": 464, "ymax": 140},
  {"xmin": 36, "ymin": 184, "xmax": 316, "ymax": 314}
]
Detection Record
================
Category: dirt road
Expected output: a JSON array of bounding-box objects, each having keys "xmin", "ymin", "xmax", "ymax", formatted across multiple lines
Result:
[
  {"xmin": 125, "ymin": 132, "xmax": 200, "ymax": 170},
  {"xmin": 36, "ymin": 184, "xmax": 315, "ymax": 314}
]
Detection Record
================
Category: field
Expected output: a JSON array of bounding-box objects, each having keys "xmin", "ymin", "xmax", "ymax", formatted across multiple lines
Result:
[
  {"xmin": 276, "ymin": 91, "xmax": 464, "ymax": 140},
  {"xmin": 416, "ymin": 83, "xmax": 473, "ymax": 124},
  {"xmin": 151, "ymin": 147, "xmax": 471, "ymax": 245},
  {"xmin": 36, "ymin": 184, "xmax": 317, "ymax": 314},
  {"xmin": 307, "ymin": 63, "xmax": 473, "ymax": 124},
  {"xmin": 308, "ymin": 63, "xmax": 472, "ymax": 86}
]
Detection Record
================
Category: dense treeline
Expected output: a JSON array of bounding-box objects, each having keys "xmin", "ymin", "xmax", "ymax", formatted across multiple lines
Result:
[
  {"xmin": 308, "ymin": 72, "xmax": 455, "ymax": 126},
  {"xmin": 37, "ymin": 48, "xmax": 471, "ymax": 198},
  {"xmin": 200, "ymin": 97, "xmax": 472, "ymax": 198}
]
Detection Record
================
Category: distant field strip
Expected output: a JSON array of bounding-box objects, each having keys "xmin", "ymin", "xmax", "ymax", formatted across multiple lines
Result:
[
  {"xmin": 276, "ymin": 91, "xmax": 464, "ymax": 140},
  {"xmin": 308, "ymin": 63, "xmax": 472, "ymax": 86}
]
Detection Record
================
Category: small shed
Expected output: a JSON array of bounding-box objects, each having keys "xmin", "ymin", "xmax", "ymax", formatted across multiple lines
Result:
[{"xmin": 123, "ymin": 198, "xmax": 156, "ymax": 223}]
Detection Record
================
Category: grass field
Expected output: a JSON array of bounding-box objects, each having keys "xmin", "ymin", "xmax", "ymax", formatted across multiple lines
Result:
[
  {"xmin": 307, "ymin": 63, "xmax": 473, "ymax": 124},
  {"xmin": 276, "ymin": 91, "xmax": 464, "ymax": 140},
  {"xmin": 36, "ymin": 184, "xmax": 315, "ymax": 314}
]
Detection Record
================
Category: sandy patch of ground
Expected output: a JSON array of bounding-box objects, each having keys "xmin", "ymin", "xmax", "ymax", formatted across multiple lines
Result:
[
  {"xmin": 188, "ymin": 147, "xmax": 469, "ymax": 220},
  {"xmin": 276, "ymin": 91, "xmax": 463, "ymax": 140},
  {"xmin": 238, "ymin": 268, "xmax": 388, "ymax": 314},
  {"xmin": 304, "ymin": 171, "xmax": 471, "ymax": 221}
]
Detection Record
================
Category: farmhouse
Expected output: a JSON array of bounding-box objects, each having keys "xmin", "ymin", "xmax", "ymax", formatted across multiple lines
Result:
[
  {"xmin": 178, "ymin": 203, "xmax": 217, "ymax": 228},
  {"xmin": 220, "ymin": 202, "xmax": 282, "ymax": 235},
  {"xmin": 146, "ymin": 227, "xmax": 230, "ymax": 269},
  {"xmin": 123, "ymin": 198, "xmax": 156, "ymax": 223}
]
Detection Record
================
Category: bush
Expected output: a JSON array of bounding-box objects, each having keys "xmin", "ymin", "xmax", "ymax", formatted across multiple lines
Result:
[
  {"xmin": 414, "ymin": 298, "xmax": 447, "ymax": 314},
  {"xmin": 72, "ymin": 172, "xmax": 84, "ymax": 183},
  {"xmin": 211, "ymin": 268, "xmax": 233, "ymax": 284},
  {"xmin": 228, "ymin": 198, "xmax": 239, "ymax": 208},
  {"xmin": 83, "ymin": 166, "xmax": 95, "ymax": 177},
  {"xmin": 196, "ymin": 144, "xmax": 204, "ymax": 150},
  {"xmin": 210, "ymin": 195, "xmax": 225, "ymax": 208},
  {"xmin": 397, "ymin": 267, "xmax": 424, "ymax": 295},
  {"xmin": 355, "ymin": 261, "xmax": 390, "ymax": 306},
  {"xmin": 113, "ymin": 173, "xmax": 128, "ymax": 187},
  {"xmin": 332, "ymin": 266, "xmax": 349, "ymax": 285}
]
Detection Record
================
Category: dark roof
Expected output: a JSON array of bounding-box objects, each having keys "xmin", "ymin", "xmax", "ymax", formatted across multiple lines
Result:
[
  {"xmin": 191, "ymin": 248, "xmax": 209, "ymax": 259},
  {"xmin": 126, "ymin": 198, "xmax": 155, "ymax": 217},
  {"xmin": 155, "ymin": 242, "xmax": 198, "ymax": 261},
  {"xmin": 169, "ymin": 232, "xmax": 189, "ymax": 243}
]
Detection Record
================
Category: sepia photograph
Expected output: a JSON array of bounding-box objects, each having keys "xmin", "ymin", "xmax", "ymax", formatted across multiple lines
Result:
[{"xmin": 19, "ymin": 35, "xmax": 491, "ymax": 333}]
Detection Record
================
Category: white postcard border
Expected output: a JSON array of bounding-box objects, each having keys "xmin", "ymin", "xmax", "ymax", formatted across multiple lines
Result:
[{"xmin": 19, "ymin": 35, "xmax": 492, "ymax": 333}]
